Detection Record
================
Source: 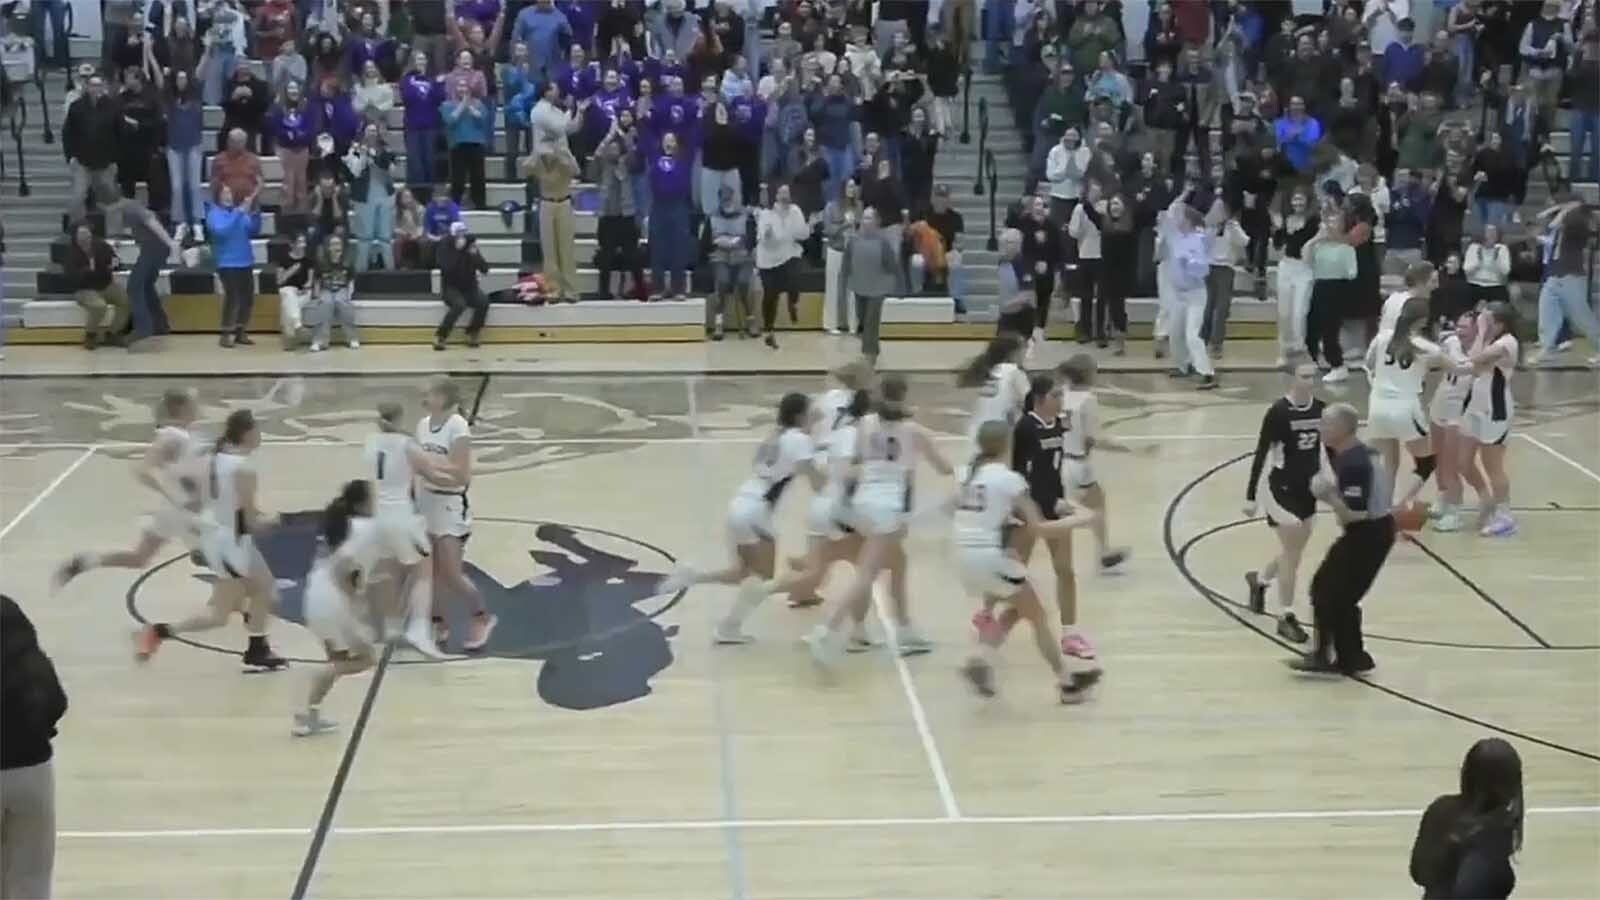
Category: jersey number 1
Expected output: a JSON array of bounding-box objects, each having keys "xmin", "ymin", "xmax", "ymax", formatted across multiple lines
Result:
[{"xmin": 376, "ymin": 451, "xmax": 387, "ymax": 480}]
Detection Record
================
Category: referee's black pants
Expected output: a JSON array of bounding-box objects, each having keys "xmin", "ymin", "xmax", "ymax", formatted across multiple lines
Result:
[{"xmin": 1309, "ymin": 516, "xmax": 1395, "ymax": 672}]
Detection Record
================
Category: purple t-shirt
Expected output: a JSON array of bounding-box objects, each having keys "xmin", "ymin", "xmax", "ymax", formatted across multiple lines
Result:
[{"xmin": 648, "ymin": 151, "xmax": 692, "ymax": 201}]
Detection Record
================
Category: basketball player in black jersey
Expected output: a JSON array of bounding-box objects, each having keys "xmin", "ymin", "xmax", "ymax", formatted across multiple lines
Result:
[
  {"xmin": 1242, "ymin": 364, "xmax": 1325, "ymax": 645},
  {"xmin": 974, "ymin": 374, "xmax": 1103, "ymax": 686}
]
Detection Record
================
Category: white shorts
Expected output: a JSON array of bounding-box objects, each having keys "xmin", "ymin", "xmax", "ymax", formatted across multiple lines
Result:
[
  {"xmin": 1366, "ymin": 397, "xmax": 1429, "ymax": 442},
  {"xmin": 373, "ymin": 505, "xmax": 431, "ymax": 565},
  {"xmin": 197, "ymin": 530, "xmax": 257, "ymax": 580},
  {"xmin": 727, "ymin": 495, "xmax": 775, "ymax": 547},
  {"xmin": 1429, "ymin": 390, "xmax": 1470, "ymax": 428},
  {"xmin": 140, "ymin": 503, "xmax": 206, "ymax": 545},
  {"xmin": 852, "ymin": 486, "xmax": 908, "ymax": 536},
  {"xmin": 303, "ymin": 565, "xmax": 375, "ymax": 654},
  {"xmin": 1063, "ymin": 456, "xmax": 1097, "ymax": 491},
  {"xmin": 1461, "ymin": 410, "xmax": 1511, "ymax": 446},
  {"xmin": 417, "ymin": 490, "xmax": 471, "ymax": 538},
  {"xmin": 957, "ymin": 546, "xmax": 1028, "ymax": 600},
  {"xmin": 805, "ymin": 495, "xmax": 855, "ymax": 541}
]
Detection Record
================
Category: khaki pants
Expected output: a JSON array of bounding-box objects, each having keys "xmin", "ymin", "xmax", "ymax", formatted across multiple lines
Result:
[
  {"xmin": 74, "ymin": 284, "xmax": 131, "ymax": 340},
  {"xmin": 1, "ymin": 761, "xmax": 55, "ymax": 900},
  {"xmin": 539, "ymin": 197, "xmax": 579, "ymax": 301}
]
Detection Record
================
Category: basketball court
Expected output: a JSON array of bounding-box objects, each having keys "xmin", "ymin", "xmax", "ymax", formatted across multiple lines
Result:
[{"xmin": 1, "ymin": 355, "xmax": 1597, "ymax": 898}]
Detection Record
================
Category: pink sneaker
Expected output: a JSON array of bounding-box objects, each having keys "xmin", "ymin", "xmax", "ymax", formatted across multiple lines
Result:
[{"xmin": 1061, "ymin": 631, "xmax": 1097, "ymax": 662}]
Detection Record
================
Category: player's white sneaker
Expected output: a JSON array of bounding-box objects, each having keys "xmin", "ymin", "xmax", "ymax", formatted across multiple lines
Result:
[
  {"xmin": 1322, "ymin": 365, "xmax": 1350, "ymax": 384},
  {"xmin": 656, "ymin": 565, "xmax": 698, "ymax": 595},
  {"xmin": 712, "ymin": 621, "xmax": 754, "ymax": 645},
  {"xmin": 804, "ymin": 625, "xmax": 841, "ymax": 670},
  {"xmin": 291, "ymin": 709, "xmax": 339, "ymax": 738},
  {"xmin": 895, "ymin": 626, "xmax": 933, "ymax": 657},
  {"xmin": 403, "ymin": 617, "xmax": 448, "ymax": 660}
]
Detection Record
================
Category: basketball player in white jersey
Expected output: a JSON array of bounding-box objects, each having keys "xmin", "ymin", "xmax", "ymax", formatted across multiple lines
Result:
[
  {"xmin": 364, "ymin": 401, "xmax": 452, "ymax": 658},
  {"xmin": 1456, "ymin": 303, "xmax": 1521, "ymax": 537},
  {"xmin": 294, "ymin": 480, "xmax": 386, "ymax": 736},
  {"xmin": 1364, "ymin": 297, "xmax": 1442, "ymax": 507},
  {"xmin": 1427, "ymin": 312, "xmax": 1489, "ymax": 533},
  {"xmin": 805, "ymin": 375, "xmax": 954, "ymax": 667},
  {"xmin": 416, "ymin": 377, "xmax": 496, "ymax": 652},
  {"xmin": 658, "ymin": 393, "xmax": 822, "ymax": 643},
  {"xmin": 784, "ymin": 361, "xmax": 874, "ymax": 610},
  {"xmin": 957, "ymin": 334, "xmax": 1030, "ymax": 445},
  {"xmin": 1376, "ymin": 262, "xmax": 1439, "ymax": 339},
  {"xmin": 954, "ymin": 421, "xmax": 1101, "ymax": 702},
  {"xmin": 135, "ymin": 410, "xmax": 287, "ymax": 672},
  {"xmin": 52, "ymin": 389, "xmax": 210, "ymax": 591},
  {"xmin": 1055, "ymin": 355, "xmax": 1144, "ymax": 572}
]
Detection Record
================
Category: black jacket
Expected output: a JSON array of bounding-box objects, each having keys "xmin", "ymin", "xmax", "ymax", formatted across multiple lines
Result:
[
  {"xmin": 64, "ymin": 239, "xmax": 117, "ymax": 292},
  {"xmin": 64, "ymin": 94, "xmax": 124, "ymax": 168},
  {"xmin": 437, "ymin": 237, "xmax": 490, "ymax": 294},
  {"xmin": 1, "ymin": 596, "xmax": 69, "ymax": 770}
]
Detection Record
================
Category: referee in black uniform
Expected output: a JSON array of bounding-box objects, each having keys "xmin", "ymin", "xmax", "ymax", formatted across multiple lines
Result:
[{"xmin": 1291, "ymin": 403, "xmax": 1395, "ymax": 676}]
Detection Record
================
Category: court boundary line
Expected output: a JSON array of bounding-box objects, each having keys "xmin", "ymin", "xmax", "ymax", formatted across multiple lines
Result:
[
  {"xmin": 0, "ymin": 434, "xmax": 1260, "ymax": 452},
  {"xmin": 0, "ymin": 447, "xmax": 95, "ymax": 543},
  {"xmin": 1519, "ymin": 433, "xmax": 1600, "ymax": 485},
  {"xmin": 871, "ymin": 587, "xmax": 962, "ymax": 820},
  {"xmin": 56, "ymin": 804, "xmax": 1600, "ymax": 840}
]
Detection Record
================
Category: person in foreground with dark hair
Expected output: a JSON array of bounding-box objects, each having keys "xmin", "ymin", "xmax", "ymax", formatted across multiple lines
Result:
[
  {"xmin": 1, "ymin": 595, "xmax": 69, "ymax": 900},
  {"xmin": 1411, "ymin": 737, "xmax": 1523, "ymax": 899}
]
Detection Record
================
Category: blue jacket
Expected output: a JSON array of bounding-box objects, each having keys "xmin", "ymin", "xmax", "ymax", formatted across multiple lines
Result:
[
  {"xmin": 1382, "ymin": 43, "xmax": 1425, "ymax": 90},
  {"xmin": 443, "ymin": 99, "xmax": 491, "ymax": 147},
  {"xmin": 205, "ymin": 204, "xmax": 261, "ymax": 270},
  {"xmin": 1273, "ymin": 114, "xmax": 1323, "ymax": 172},
  {"xmin": 511, "ymin": 5, "xmax": 573, "ymax": 77},
  {"xmin": 502, "ymin": 64, "xmax": 541, "ymax": 128}
]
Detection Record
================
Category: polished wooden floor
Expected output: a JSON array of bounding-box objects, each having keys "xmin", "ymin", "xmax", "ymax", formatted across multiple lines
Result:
[{"xmin": 1, "ymin": 359, "xmax": 1597, "ymax": 899}]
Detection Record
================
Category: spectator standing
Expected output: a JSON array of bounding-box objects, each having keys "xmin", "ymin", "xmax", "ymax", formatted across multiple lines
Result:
[
  {"xmin": 62, "ymin": 74, "xmax": 123, "ymax": 234},
  {"xmin": 1469, "ymin": 131, "xmax": 1520, "ymax": 229},
  {"xmin": 1066, "ymin": 1, "xmax": 1121, "ymax": 78},
  {"xmin": 1272, "ymin": 188, "xmax": 1320, "ymax": 368},
  {"xmin": 308, "ymin": 234, "xmax": 360, "ymax": 352},
  {"xmin": 1425, "ymin": 171, "xmax": 1470, "ymax": 268},
  {"xmin": 1078, "ymin": 186, "xmax": 1151, "ymax": 356},
  {"xmin": 277, "ymin": 232, "xmax": 313, "ymax": 348},
  {"xmin": 649, "ymin": 0, "xmax": 701, "ymax": 68},
  {"xmin": 218, "ymin": 65, "xmax": 270, "ymax": 153},
  {"xmin": 1161, "ymin": 192, "xmax": 1219, "ymax": 390},
  {"xmin": 410, "ymin": 0, "xmax": 451, "ymax": 75},
  {"xmin": 268, "ymin": 38, "xmax": 308, "ymax": 100},
  {"xmin": 154, "ymin": 67, "xmax": 205, "ymax": 240},
  {"xmin": 701, "ymin": 102, "xmax": 748, "ymax": 214},
  {"xmin": 1447, "ymin": 0, "xmax": 1485, "ymax": 108},
  {"xmin": 1463, "ymin": 224, "xmax": 1512, "ymax": 307},
  {"xmin": 1569, "ymin": 28, "xmax": 1600, "ymax": 184},
  {"xmin": 443, "ymin": 80, "xmax": 491, "ymax": 208},
  {"xmin": 269, "ymin": 80, "xmax": 315, "ymax": 214},
  {"xmin": 400, "ymin": 53, "xmax": 446, "ymax": 187},
  {"xmin": 754, "ymin": 182, "xmax": 809, "ymax": 348},
  {"xmin": 210, "ymin": 127, "xmax": 262, "ymax": 209},
  {"xmin": 64, "ymin": 224, "xmax": 129, "ymax": 350},
  {"xmin": 707, "ymin": 185, "xmax": 754, "ymax": 340},
  {"xmin": 114, "ymin": 67, "xmax": 165, "ymax": 218},
  {"xmin": 1530, "ymin": 201, "xmax": 1600, "ymax": 367},
  {"xmin": 1519, "ymin": 0, "xmax": 1571, "ymax": 112},
  {"xmin": 1032, "ymin": 62, "xmax": 1087, "ymax": 178},
  {"xmin": 206, "ymin": 183, "xmax": 261, "ymax": 348},
  {"xmin": 1201, "ymin": 199, "xmax": 1249, "ymax": 358},
  {"xmin": 1274, "ymin": 95, "xmax": 1323, "ymax": 177},
  {"xmin": 589, "ymin": 123, "xmax": 644, "ymax": 300},
  {"xmin": 822, "ymin": 176, "xmax": 864, "ymax": 335},
  {"xmin": 840, "ymin": 207, "xmax": 905, "ymax": 365},
  {"xmin": 1383, "ymin": 18, "xmax": 1426, "ymax": 91},
  {"xmin": 527, "ymin": 145, "xmax": 582, "ymax": 304},
  {"xmin": 0, "ymin": 595, "xmax": 69, "ymax": 900},
  {"xmin": 899, "ymin": 106, "xmax": 938, "ymax": 217},
  {"xmin": 353, "ymin": 60, "xmax": 397, "ymax": 125},
  {"xmin": 434, "ymin": 222, "xmax": 492, "ymax": 349},
  {"xmin": 648, "ymin": 132, "xmax": 696, "ymax": 301},
  {"xmin": 1143, "ymin": 60, "xmax": 1185, "ymax": 175},
  {"xmin": 1173, "ymin": 47, "xmax": 1216, "ymax": 179},
  {"xmin": 1364, "ymin": 0, "xmax": 1410, "ymax": 57},
  {"xmin": 1067, "ymin": 196, "xmax": 1105, "ymax": 345},
  {"xmin": 1410, "ymin": 737, "xmax": 1523, "ymax": 900},
  {"xmin": 1045, "ymin": 127, "xmax": 1090, "ymax": 222},
  {"xmin": 119, "ymin": 199, "xmax": 179, "ymax": 344},
  {"xmin": 1396, "ymin": 91, "xmax": 1445, "ymax": 176},
  {"xmin": 808, "ymin": 74, "xmax": 857, "ymax": 205},
  {"xmin": 1304, "ymin": 207, "xmax": 1360, "ymax": 383},
  {"xmin": 346, "ymin": 123, "xmax": 400, "ymax": 271}
]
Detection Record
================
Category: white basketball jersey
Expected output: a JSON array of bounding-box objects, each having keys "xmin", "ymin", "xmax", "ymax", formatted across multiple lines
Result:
[
  {"xmin": 823, "ymin": 424, "xmax": 859, "ymax": 501},
  {"xmin": 737, "ymin": 428, "xmax": 815, "ymax": 505},
  {"xmin": 1367, "ymin": 332, "xmax": 1431, "ymax": 401},
  {"xmin": 858, "ymin": 416, "xmax": 919, "ymax": 490},
  {"xmin": 207, "ymin": 451, "xmax": 252, "ymax": 540},
  {"xmin": 812, "ymin": 388, "xmax": 855, "ymax": 449},
  {"xmin": 1430, "ymin": 333, "xmax": 1472, "ymax": 409},
  {"xmin": 365, "ymin": 432, "xmax": 417, "ymax": 508},
  {"xmin": 1466, "ymin": 334, "xmax": 1518, "ymax": 418},
  {"xmin": 970, "ymin": 363, "xmax": 1029, "ymax": 436},
  {"xmin": 154, "ymin": 425, "xmax": 207, "ymax": 509},
  {"xmin": 416, "ymin": 413, "xmax": 470, "ymax": 492},
  {"xmin": 952, "ymin": 462, "xmax": 1027, "ymax": 548},
  {"xmin": 1059, "ymin": 389, "xmax": 1099, "ymax": 458},
  {"xmin": 333, "ymin": 517, "xmax": 386, "ymax": 581}
]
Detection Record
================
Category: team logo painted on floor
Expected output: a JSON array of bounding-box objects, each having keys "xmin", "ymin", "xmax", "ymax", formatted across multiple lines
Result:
[{"xmin": 126, "ymin": 516, "xmax": 684, "ymax": 711}]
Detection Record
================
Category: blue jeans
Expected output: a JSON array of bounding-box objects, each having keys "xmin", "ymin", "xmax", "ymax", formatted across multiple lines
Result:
[
  {"xmin": 1570, "ymin": 110, "xmax": 1600, "ymax": 184},
  {"xmin": 1474, "ymin": 198, "xmax": 1511, "ymax": 229},
  {"xmin": 648, "ymin": 196, "xmax": 692, "ymax": 296},
  {"xmin": 633, "ymin": 172, "xmax": 652, "ymax": 225},
  {"xmin": 983, "ymin": 0, "xmax": 1014, "ymax": 73},
  {"xmin": 128, "ymin": 249, "xmax": 170, "ymax": 338},
  {"xmin": 352, "ymin": 192, "xmax": 397, "ymax": 271},
  {"xmin": 202, "ymin": 46, "xmax": 239, "ymax": 106},
  {"xmin": 1454, "ymin": 34, "xmax": 1476, "ymax": 108},
  {"xmin": 405, "ymin": 127, "xmax": 438, "ymax": 187},
  {"xmin": 1538, "ymin": 274, "xmax": 1600, "ymax": 352},
  {"xmin": 821, "ymin": 145, "xmax": 855, "ymax": 209},
  {"xmin": 30, "ymin": 0, "xmax": 69, "ymax": 69},
  {"xmin": 166, "ymin": 146, "xmax": 204, "ymax": 226}
]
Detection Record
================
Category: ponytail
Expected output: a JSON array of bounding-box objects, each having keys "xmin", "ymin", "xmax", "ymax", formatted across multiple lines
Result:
[
  {"xmin": 320, "ymin": 479, "xmax": 371, "ymax": 550},
  {"xmin": 957, "ymin": 335, "xmax": 1022, "ymax": 387},
  {"xmin": 846, "ymin": 388, "xmax": 872, "ymax": 420},
  {"xmin": 216, "ymin": 409, "xmax": 257, "ymax": 453}
]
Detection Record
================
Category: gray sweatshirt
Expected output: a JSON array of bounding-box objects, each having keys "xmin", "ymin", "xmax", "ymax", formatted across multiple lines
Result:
[{"xmin": 840, "ymin": 231, "xmax": 904, "ymax": 298}]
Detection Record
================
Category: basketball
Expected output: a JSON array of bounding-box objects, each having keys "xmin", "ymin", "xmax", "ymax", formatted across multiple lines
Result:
[{"xmin": 1395, "ymin": 502, "xmax": 1428, "ymax": 533}]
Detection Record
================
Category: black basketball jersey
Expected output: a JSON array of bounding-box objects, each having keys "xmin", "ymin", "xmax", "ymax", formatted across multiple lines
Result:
[
  {"xmin": 1011, "ymin": 411, "xmax": 1066, "ymax": 512},
  {"xmin": 1246, "ymin": 396, "xmax": 1326, "ymax": 501}
]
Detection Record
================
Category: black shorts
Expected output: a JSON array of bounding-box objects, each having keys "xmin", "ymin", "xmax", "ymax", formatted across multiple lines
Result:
[{"xmin": 1265, "ymin": 472, "xmax": 1316, "ymax": 527}]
